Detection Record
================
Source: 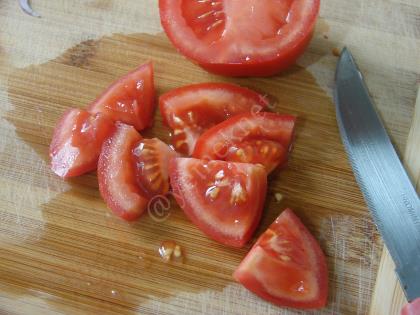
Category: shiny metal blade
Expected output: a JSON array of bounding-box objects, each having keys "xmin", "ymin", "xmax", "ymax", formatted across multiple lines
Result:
[
  {"xmin": 334, "ymin": 48, "xmax": 420, "ymax": 302},
  {"xmin": 19, "ymin": 0, "xmax": 41, "ymax": 18}
]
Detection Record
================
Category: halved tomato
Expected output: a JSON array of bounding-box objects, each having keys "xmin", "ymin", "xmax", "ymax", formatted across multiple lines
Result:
[
  {"xmin": 193, "ymin": 112, "xmax": 296, "ymax": 172},
  {"xmin": 169, "ymin": 157, "xmax": 267, "ymax": 247},
  {"xmin": 49, "ymin": 108, "xmax": 115, "ymax": 178},
  {"xmin": 88, "ymin": 62, "xmax": 155, "ymax": 131},
  {"xmin": 98, "ymin": 123, "xmax": 175, "ymax": 221},
  {"xmin": 159, "ymin": 0, "xmax": 320, "ymax": 76},
  {"xmin": 160, "ymin": 82, "xmax": 268, "ymax": 155},
  {"xmin": 233, "ymin": 208, "xmax": 328, "ymax": 309}
]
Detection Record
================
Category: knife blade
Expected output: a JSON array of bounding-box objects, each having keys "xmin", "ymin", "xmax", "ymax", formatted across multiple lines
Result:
[
  {"xmin": 19, "ymin": 0, "xmax": 41, "ymax": 18},
  {"xmin": 334, "ymin": 47, "xmax": 420, "ymax": 302}
]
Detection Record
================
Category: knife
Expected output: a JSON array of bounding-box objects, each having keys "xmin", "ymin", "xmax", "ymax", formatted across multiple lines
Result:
[
  {"xmin": 334, "ymin": 48, "xmax": 420, "ymax": 307},
  {"xmin": 19, "ymin": 0, "xmax": 41, "ymax": 18}
]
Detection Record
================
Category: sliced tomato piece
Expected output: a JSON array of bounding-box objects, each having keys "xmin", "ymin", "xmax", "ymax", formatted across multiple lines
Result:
[
  {"xmin": 98, "ymin": 123, "xmax": 176, "ymax": 221},
  {"xmin": 160, "ymin": 83, "xmax": 268, "ymax": 155},
  {"xmin": 159, "ymin": 0, "xmax": 320, "ymax": 76},
  {"xmin": 169, "ymin": 157, "xmax": 267, "ymax": 247},
  {"xmin": 233, "ymin": 208, "xmax": 328, "ymax": 309},
  {"xmin": 88, "ymin": 62, "xmax": 155, "ymax": 131},
  {"xmin": 193, "ymin": 112, "xmax": 296, "ymax": 172},
  {"xmin": 133, "ymin": 138, "xmax": 178, "ymax": 198},
  {"xmin": 49, "ymin": 108, "xmax": 114, "ymax": 178},
  {"xmin": 98, "ymin": 123, "xmax": 147, "ymax": 220}
]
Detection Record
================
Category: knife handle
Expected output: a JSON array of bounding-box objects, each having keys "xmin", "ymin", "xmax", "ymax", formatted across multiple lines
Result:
[{"xmin": 401, "ymin": 298, "xmax": 420, "ymax": 315}]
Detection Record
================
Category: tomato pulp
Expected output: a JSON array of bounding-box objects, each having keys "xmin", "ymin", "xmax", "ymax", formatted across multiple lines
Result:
[
  {"xmin": 160, "ymin": 82, "xmax": 268, "ymax": 154},
  {"xmin": 193, "ymin": 112, "xmax": 296, "ymax": 173},
  {"xmin": 49, "ymin": 109, "xmax": 115, "ymax": 178},
  {"xmin": 159, "ymin": 0, "xmax": 320, "ymax": 76},
  {"xmin": 170, "ymin": 157, "xmax": 267, "ymax": 247},
  {"xmin": 233, "ymin": 208, "xmax": 328, "ymax": 309},
  {"xmin": 88, "ymin": 62, "xmax": 155, "ymax": 131},
  {"xmin": 98, "ymin": 123, "xmax": 176, "ymax": 221}
]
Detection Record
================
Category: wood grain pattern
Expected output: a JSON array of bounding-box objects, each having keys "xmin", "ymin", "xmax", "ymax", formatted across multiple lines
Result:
[
  {"xmin": 370, "ymin": 89, "xmax": 420, "ymax": 315},
  {"xmin": 1, "ymin": 32, "xmax": 383, "ymax": 315},
  {"xmin": 0, "ymin": 1, "xmax": 419, "ymax": 314},
  {"xmin": 404, "ymin": 89, "xmax": 420, "ymax": 191}
]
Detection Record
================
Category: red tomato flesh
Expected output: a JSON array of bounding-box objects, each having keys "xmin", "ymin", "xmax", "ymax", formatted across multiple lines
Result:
[
  {"xmin": 49, "ymin": 108, "xmax": 114, "ymax": 178},
  {"xmin": 193, "ymin": 112, "xmax": 296, "ymax": 172},
  {"xmin": 88, "ymin": 62, "xmax": 155, "ymax": 131},
  {"xmin": 169, "ymin": 157, "xmax": 267, "ymax": 247},
  {"xmin": 224, "ymin": 140, "xmax": 288, "ymax": 172},
  {"xmin": 133, "ymin": 138, "xmax": 178, "ymax": 198},
  {"xmin": 159, "ymin": 0, "xmax": 320, "ymax": 76},
  {"xmin": 233, "ymin": 208, "xmax": 328, "ymax": 309},
  {"xmin": 98, "ymin": 123, "xmax": 175, "ymax": 221},
  {"xmin": 159, "ymin": 82, "xmax": 268, "ymax": 155},
  {"xmin": 98, "ymin": 123, "xmax": 147, "ymax": 221}
]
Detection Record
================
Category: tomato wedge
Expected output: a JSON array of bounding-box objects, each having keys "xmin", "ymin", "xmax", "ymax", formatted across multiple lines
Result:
[
  {"xmin": 133, "ymin": 138, "xmax": 178, "ymax": 198},
  {"xmin": 159, "ymin": 0, "xmax": 320, "ymax": 76},
  {"xmin": 233, "ymin": 208, "xmax": 328, "ymax": 309},
  {"xmin": 193, "ymin": 112, "xmax": 296, "ymax": 172},
  {"xmin": 98, "ymin": 123, "xmax": 175, "ymax": 221},
  {"xmin": 49, "ymin": 108, "xmax": 115, "ymax": 178},
  {"xmin": 88, "ymin": 62, "xmax": 155, "ymax": 131},
  {"xmin": 98, "ymin": 123, "xmax": 147, "ymax": 220},
  {"xmin": 160, "ymin": 82, "xmax": 268, "ymax": 155},
  {"xmin": 169, "ymin": 157, "xmax": 267, "ymax": 247}
]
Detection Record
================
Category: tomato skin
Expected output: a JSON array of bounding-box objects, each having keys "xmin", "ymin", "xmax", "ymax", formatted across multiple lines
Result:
[
  {"xmin": 193, "ymin": 112, "xmax": 296, "ymax": 172},
  {"xmin": 159, "ymin": 82, "xmax": 268, "ymax": 126},
  {"xmin": 159, "ymin": 0, "xmax": 320, "ymax": 77},
  {"xmin": 159, "ymin": 82, "xmax": 268, "ymax": 155},
  {"xmin": 169, "ymin": 157, "xmax": 267, "ymax": 247},
  {"xmin": 49, "ymin": 108, "xmax": 115, "ymax": 178},
  {"xmin": 97, "ymin": 123, "xmax": 149, "ymax": 221},
  {"xmin": 401, "ymin": 298, "xmax": 420, "ymax": 315},
  {"xmin": 88, "ymin": 62, "xmax": 155, "ymax": 131},
  {"xmin": 197, "ymin": 31, "xmax": 315, "ymax": 77},
  {"xmin": 233, "ymin": 208, "xmax": 328, "ymax": 309}
]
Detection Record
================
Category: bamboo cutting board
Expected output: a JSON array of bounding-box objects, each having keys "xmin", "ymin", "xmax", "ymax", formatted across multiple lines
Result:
[{"xmin": 0, "ymin": 1, "xmax": 419, "ymax": 314}]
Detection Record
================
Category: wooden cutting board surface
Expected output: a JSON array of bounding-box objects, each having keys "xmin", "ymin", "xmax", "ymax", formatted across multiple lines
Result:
[{"xmin": 0, "ymin": 1, "xmax": 419, "ymax": 314}]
